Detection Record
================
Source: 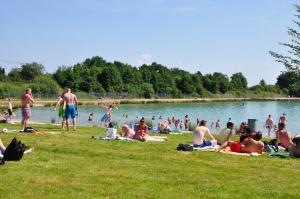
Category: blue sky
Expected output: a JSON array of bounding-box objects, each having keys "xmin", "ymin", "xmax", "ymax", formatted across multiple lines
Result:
[{"xmin": 0, "ymin": 0, "xmax": 298, "ymax": 85}]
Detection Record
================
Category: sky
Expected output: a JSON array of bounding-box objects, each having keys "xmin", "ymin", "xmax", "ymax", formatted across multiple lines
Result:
[{"xmin": 0, "ymin": 0, "xmax": 298, "ymax": 85}]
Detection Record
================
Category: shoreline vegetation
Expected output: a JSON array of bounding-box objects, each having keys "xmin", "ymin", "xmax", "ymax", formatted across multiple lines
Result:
[{"xmin": 0, "ymin": 97, "xmax": 299, "ymax": 108}]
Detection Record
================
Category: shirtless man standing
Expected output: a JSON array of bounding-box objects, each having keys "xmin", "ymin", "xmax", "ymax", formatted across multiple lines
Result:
[
  {"xmin": 265, "ymin": 114, "xmax": 274, "ymax": 137},
  {"xmin": 21, "ymin": 88, "xmax": 34, "ymax": 131},
  {"xmin": 63, "ymin": 88, "xmax": 78, "ymax": 131}
]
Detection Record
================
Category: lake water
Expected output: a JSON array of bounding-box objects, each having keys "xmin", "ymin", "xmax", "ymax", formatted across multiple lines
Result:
[{"xmin": 14, "ymin": 101, "xmax": 300, "ymax": 135}]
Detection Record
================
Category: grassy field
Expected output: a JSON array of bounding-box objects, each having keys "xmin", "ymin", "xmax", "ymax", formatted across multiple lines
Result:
[{"xmin": 0, "ymin": 123, "xmax": 300, "ymax": 199}]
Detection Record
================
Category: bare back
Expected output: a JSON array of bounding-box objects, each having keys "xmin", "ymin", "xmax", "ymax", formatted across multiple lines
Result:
[{"xmin": 21, "ymin": 94, "xmax": 33, "ymax": 108}]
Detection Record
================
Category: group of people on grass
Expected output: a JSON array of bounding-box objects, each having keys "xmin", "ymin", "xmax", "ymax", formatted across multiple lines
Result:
[
  {"xmin": 192, "ymin": 118, "xmax": 300, "ymax": 157},
  {"xmin": 1, "ymin": 88, "xmax": 300, "ymax": 158}
]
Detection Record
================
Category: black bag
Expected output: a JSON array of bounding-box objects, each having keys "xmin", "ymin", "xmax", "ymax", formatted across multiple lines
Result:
[
  {"xmin": 4, "ymin": 138, "xmax": 27, "ymax": 161},
  {"xmin": 177, "ymin": 144, "xmax": 193, "ymax": 151},
  {"xmin": 0, "ymin": 156, "xmax": 5, "ymax": 165}
]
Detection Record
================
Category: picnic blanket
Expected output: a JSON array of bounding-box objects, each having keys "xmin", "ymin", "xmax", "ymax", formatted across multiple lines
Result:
[
  {"xmin": 219, "ymin": 150, "xmax": 261, "ymax": 156},
  {"xmin": 268, "ymin": 152, "xmax": 291, "ymax": 158}
]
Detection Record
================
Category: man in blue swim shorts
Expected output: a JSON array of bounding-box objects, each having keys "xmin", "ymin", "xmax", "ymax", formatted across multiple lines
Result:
[{"xmin": 63, "ymin": 88, "xmax": 78, "ymax": 131}]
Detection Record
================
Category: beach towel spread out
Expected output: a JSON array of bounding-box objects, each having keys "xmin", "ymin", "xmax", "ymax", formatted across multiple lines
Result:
[
  {"xmin": 0, "ymin": 129, "xmax": 19, "ymax": 133},
  {"xmin": 219, "ymin": 150, "xmax": 261, "ymax": 156},
  {"xmin": 193, "ymin": 145, "xmax": 214, "ymax": 150},
  {"xmin": 92, "ymin": 136, "xmax": 167, "ymax": 142},
  {"xmin": 268, "ymin": 152, "xmax": 291, "ymax": 158}
]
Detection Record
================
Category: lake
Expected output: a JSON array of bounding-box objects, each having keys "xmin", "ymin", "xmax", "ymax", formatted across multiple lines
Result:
[{"xmin": 14, "ymin": 101, "xmax": 300, "ymax": 135}]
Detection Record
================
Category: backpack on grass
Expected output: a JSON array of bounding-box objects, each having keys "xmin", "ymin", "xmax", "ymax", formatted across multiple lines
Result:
[
  {"xmin": 4, "ymin": 138, "xmax": 27, "ymax": 161},
  {"xmin": 177, "ymin": 144, "xmax": 193, "ymax": 151}
]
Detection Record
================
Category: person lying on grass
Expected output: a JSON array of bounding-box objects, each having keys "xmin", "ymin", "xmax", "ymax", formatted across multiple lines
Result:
[
  {"xmin": 193, "ymin": 120, "xmax": 217, "ymax": 148},
  {"xmin": 134, "ymin": 117, "xmax": 148, "ymax": 142},
  {"xmin": 217, "ymin": 122, "xmax": 234, "ymax": 147},
  {"xmin": 276, "ymin": 122, "xmax": 293, "ymax": 149},
  {"xmin": 121, "ymin": 124, "xmax": 135, "ymax": 139},
  {"xmin": 289, "ymin": 135, "xmax": 300, "ymax": 158},
  {"xmin": 220, "ymin": 129, "xmax": 264, "ymax": 154}
]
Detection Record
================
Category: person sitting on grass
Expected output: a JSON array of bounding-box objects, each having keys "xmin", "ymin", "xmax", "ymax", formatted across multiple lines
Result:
[
  {"xmin": 217, "ymin": 122, "xmax": 234, "ymax": 147},
  {"xmin": 134, "ymin": 117, "xmax": 148, "ymax": 141},
  {"xmin": 221, "ymin": 129, "xmax": 265, "ymax": 154},
  {"xmin": 289, "ymin": 135, "xmax": 300, "ymax": 158},
  {"xmin": 276, "ymin": 122, "xmax": 293, "ymax": 149},
  {"xmin": 121, "ymin": 124, "xmax": 135, "ymax": 139},
  {"xmin": 193, "ymin": 120, "xmax": 217, "ymax": 148},
  {"xmin": 159, "ymin": 120, "xmax": 171, "ymax": 133}
]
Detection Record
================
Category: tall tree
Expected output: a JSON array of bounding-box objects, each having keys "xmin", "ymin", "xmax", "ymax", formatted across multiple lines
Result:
[
  {"xmin": 270, "ymin": 4, "xmax": 300, "ymax": 73},
  {"xmin": 20, "ymin": 62, "xmax": 44, "ymax": 81}
]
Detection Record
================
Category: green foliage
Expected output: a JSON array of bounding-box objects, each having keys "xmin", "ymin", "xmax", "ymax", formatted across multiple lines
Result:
[
  {"xmin": 30, "ymin": 76, "xmax": 61, "ymax": 95},
  {"xmin": 20, "ymin": 62, "xmax": 45, "ymax": 81},
  {"xmin": 230, "ymin": 72, "xmax": 248, "ymax": 91},
  {"xmin": 8, "ymin": 68, "xmax": 22, "ymax": 82},
  {"xmin": 141, "ymin": 83, "xmax": 154, "ymax": 98}
]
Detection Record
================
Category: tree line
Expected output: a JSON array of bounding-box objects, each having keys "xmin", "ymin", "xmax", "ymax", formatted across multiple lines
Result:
[{"xmin": 0, "ymin": 56, "xmax": 282, "ymax": 99}]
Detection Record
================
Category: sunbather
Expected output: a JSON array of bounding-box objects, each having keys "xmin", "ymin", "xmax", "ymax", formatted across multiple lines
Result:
[
  {"xmin": 289, "ymin": 135, "xmax": 300, "ymax": 158},
  {"xmin": 121, "ymin": 124, "xmax": 135, "ymax": 139},
  {"xmin": 193, "ymin": 120, "xmax": 216, "ymax": 148},
  {"xmin": 276, "ymin": 122, "xmax": 293, "ymax": 149},
  {"xmin": 159, "ymin": 120, "xmax": 171, "ymax": 133},
  {"xmin": 221, "ymin": 130, "xmax": 264, "ymax": 154},
  {"xmin": 217, "ymin": 122, "xmax": 234, "ymax": 147},
  {"xmin": 134, "ymin": 117, "xmax": 148, "ymax": 141}
]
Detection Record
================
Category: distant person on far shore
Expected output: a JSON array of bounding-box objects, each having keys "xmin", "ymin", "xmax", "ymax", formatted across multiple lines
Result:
[
  {"xmin": 279, "ymin": 113, "xmax": 288, "ymax": 124},
  {"xmin": 210, "ymin": 122, "xmax": 214, "ymax": 128},
  {"xmin": 63, "ymin": 88, "xmax": 78, "ymax": 131},
  {"xmin": 21, "ymin": 88, "xmax": 34, "ymax": 131},
  {"xmin": 265, "ymin": 114, "xmax": 274, "ymax": 137},
  {"xmin": 179, "ymin": 121, "xmax": 183, "ymax": 130}
]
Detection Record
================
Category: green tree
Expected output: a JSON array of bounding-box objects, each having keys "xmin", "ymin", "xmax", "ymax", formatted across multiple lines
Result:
[
  {"xmin": 230, "ymin": 72, "xmax": 248, "ymax": 90},
  {"xmin": 8, "ymin": 68, "xmax": 22, "ymax": 82},
  {"xmin": 141, "ymin": 83, "xmax": 154, "ymax": 98},
  {"xmin": 270, "ymin": 5, "xmax": 300, "ymax": 73},
  {"xmin": 30, "ymin": 75, "xmax": 61, "ymax": 95},
  {"xmin": 20, "ymin": 62, "xmax": 45, "ymax": 81},
  {"xmin": 259, "ymin": 79, "xmax": 266, "ymax": 86},
  {"xmin": 97, "ymin": 67, "xmax": 123, "ymax": 92}
]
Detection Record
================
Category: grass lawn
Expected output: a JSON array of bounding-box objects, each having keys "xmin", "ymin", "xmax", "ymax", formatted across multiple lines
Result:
[{"xmin": 0, "ymin": 123, "xmax": 300, "ymax": 199}]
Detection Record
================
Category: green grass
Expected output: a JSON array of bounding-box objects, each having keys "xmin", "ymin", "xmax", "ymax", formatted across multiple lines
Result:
[{"xmin": 0, "ymin": 123, "xmax": 300, "ymax": 199}]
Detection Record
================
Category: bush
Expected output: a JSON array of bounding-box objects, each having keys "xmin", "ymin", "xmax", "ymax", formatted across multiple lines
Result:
[
  {"xmin": 30, "ymin": 76, "xmax": 61, "ymax": 95},
  {"xmin": 141, "ymin": 83, "xmax": 154, "ymax": 98}
]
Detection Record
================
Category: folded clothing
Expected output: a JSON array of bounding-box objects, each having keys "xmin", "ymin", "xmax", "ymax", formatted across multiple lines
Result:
[{"xmin": 268, "ymin": 152, "xmax": 290, "ymax": 158}]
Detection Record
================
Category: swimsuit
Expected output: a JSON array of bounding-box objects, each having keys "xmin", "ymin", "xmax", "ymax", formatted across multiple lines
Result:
[
  {"xmin": 65, "ymin": 105, "xmax": 76, "ymax": 119},
  {"xmin": 64, "ymin": 94, "xmax": 76, "ymax": 119},
  {"xmin": 58, "ymin": 107, "xmax": 65, "ymax": 118},
  {"xmin": 21, "ymin": 107, "xmax": 31, "ymax": 119},
  {"xmin": 230, "ymin": 141, "xmax": 243, "ymax": 153},
  {"xmin": 193, "ymin": 140, "xmax": 212, "ymax": 148}
]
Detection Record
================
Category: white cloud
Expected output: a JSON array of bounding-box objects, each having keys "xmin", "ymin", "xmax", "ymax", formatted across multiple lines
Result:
[{"xmin": 136, "ymin": 53, "xmax": 154, "ymax": 66}]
